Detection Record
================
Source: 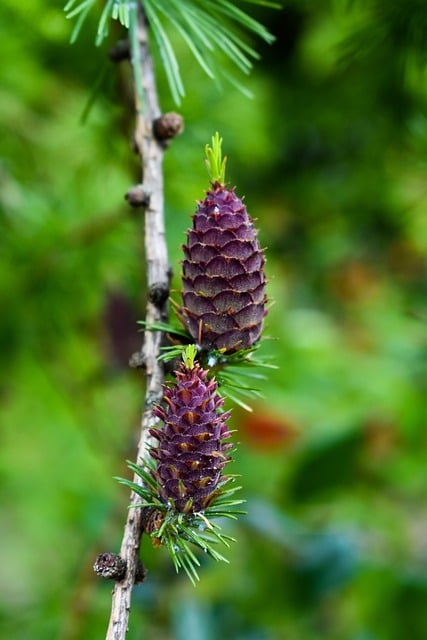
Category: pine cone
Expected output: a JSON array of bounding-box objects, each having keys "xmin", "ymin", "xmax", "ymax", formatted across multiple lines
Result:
[
  {"xmin": 150, "ymin": 359, "xmax": 232, "ymax": 513},
  {"xmin": 180, "ymin": 181, "xmax": 267, "ymax": 353}
]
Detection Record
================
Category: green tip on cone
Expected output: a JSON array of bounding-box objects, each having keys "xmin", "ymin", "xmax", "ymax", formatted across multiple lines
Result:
[{"xmin": 205, "ymin": 132, "xmax": 227, "ymax": 184}]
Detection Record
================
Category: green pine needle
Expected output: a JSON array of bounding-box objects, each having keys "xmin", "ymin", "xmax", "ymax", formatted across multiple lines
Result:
[
  {"xmin": 158, "ymin": 344, "xmax": 189, "ymax": 363},
  {"xmin": 117, "ymin": 460, "xmax": 245, "ymax": 583},
  {"xmin": 138, "ymin": 319, "xmax": 276, "ymax": 410},
  {"xmin": 182, "ymin": 344, "xmax": 198, "ymax": 369},
  {"xmin": 137, "ymin": 319, "xmax": 191, "ymax": 339},
  {"xmin": 205, "ymin": 132, "xmax": 227, "ymax": 184},
  {"xmin": 64, "ymin": 0, "xmax": 279, "ymax": 104}
]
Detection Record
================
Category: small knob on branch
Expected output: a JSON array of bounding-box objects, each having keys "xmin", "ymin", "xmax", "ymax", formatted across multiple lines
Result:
[
  {"xmin": 93, "ymin": 552, "xmax": 127, "ymax": 581},
  {"xmin": 153, "ymin": 112, "xmax": 184, "ymax": 146},
  {"xmin": 93, "ymin": 552, "xmax": 146, "ymax": 583},
  {"xmin": 108, "ymin": 40, "xmax": 130, "ymax": 63},
  {"xmin": 125, "ymin": 184, "xmax": 151, "ymax": 208}
]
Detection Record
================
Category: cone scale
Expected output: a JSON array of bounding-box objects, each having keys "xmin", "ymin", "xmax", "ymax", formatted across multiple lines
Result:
[
  {"xmin": 150, "ymin": 352, "xmax": 232, "ymax": 513},
  {"xmin": 180, "ymin": 136, "xmax": 267, "ymax": 354}
]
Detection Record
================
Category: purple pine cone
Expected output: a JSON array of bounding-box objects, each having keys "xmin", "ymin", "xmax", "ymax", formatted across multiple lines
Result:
[
  {"xmin": 180, "ymin": 181, "xmax": 267, "ymax": 353},
  {"xmin": 150, "ymin": 359, "xmax": 232, "ymax": 513}
]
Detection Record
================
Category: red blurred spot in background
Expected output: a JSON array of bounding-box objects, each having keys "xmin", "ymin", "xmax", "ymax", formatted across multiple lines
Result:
[{"xmin": 238, "ymin": 406, "xmax": 300, "ymax": 451}]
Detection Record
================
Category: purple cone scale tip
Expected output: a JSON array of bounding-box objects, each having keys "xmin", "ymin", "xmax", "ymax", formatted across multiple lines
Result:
[
  {"xmin": 150, "ymin": 353, "xmax": 232, "ymax": 513},
  {"xmin": 180, "ymin": 136, "xmax": 267, "ymax": 353}
]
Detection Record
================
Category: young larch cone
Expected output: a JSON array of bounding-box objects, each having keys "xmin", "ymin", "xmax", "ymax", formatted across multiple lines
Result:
[
  {"xmin": 180, "ymin": 137, "xmax": 267, "ymax": 353},
  {"xmin": 150, "ymin": 357, "xmax": 232, "ymax": 513}
]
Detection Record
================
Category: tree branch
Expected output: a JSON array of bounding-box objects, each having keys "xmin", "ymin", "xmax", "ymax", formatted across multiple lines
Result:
[{"xmin": 103, "ymin": 8, "xmax": 176, "ymax": 640}]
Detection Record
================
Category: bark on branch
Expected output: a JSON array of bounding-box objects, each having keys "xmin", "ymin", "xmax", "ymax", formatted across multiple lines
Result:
[{"xmin": 104, "ymin": 8, "xmax": 174, "ymax": 640}]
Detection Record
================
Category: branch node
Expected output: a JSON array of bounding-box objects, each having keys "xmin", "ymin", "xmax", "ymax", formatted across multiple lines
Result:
[
  {"xmin": 148, "ymin": 282, "xmax": 169, "ymax": 308},
  {"xmin": 125, "ymin": 185, "xmax": 151, "ymax": 208},
  {"xmin": 108, "ymin": 40, "xmax": 130, "ymax": 63},
  {"xmin": 134, "ymin": 559, "xmax": 147, "ymax": 584},
  {"xmin": 143, "ymin": 508, "xmax": 165, "ymax": 539},
  {"xmin": 93, "ymin": 553, "xmax": 127, "ymax": 581},
  {"xmin": 129, "ymin": 350, "xmax": 146, "ymax": 369},
  {"xmin": 153, "ymin": 112, "xmax": 184, "ymax": 147}
]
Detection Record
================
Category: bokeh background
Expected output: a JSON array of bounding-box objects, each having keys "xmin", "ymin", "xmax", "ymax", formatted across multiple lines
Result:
[{"xmin": 2, "ymin": 1, "xmax": 427, "ymax": 638}]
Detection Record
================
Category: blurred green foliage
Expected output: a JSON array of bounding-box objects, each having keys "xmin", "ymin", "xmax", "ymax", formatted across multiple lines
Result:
[{"xmin": 1, "ymin": 1, "xmax": 427, "ymax": 638}]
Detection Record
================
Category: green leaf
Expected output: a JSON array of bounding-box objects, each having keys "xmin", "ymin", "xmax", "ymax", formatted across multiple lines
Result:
[
  {"xmin": 214, "ymin": 0, "xmax": 276, "ymax": 44},
  {"xmin": 242, "ymin": 0, "xmax": 281, "ymax": 6},
  {"xmin": 137, "ymin": 320, "xmax": 191, "ymax": 339},
  {"xmin": 158, "ymin": 345, "xmax": 188, "ymax": 363},
  {"xmin": 69, "ymin": 3, "xmax": 94, "ymax": 44},
  {"xmin": 182, "ymin": 344, "xmax": 198, "ymax": 369},
  {"xmin": 205, "ymin": 132, "xmax": 227, "ymax": 184},
  {"xmin": 95, "ymin": 0, "xmax": 113, "ymax": 43},
  {"xmin": 64, "ymin": 0, "xmax": 278, "ymax": 102},
  {"xmin": 115, "ymin": 477, "xmax": 152, "ymax": 498},
  {"xmin": 221, "ymin": 390, "xmax": 254, "ymax": 412},
  {"xmin": 119, "ymin": 455, "xmax": 244, "ymax": 582},
  {"xmin": 188, "ymin": 8, "xmax": 257, "ymax": 74},
  {"xmin": 65, "ymin": 0, "xmax": 94, "ymax": 20},
  {"xmin": 64, "ymin": 0, "xmax": 79, "ymax": 10},
  {"xmin": 155, "ymin": 0, "xmax": 216, "ymax": 79}
]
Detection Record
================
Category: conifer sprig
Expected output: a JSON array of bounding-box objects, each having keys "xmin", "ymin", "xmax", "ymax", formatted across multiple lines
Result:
[
  {"xmin": 118, "ymin": 462, "xmax": 245, "ymax": 584},
  {"xmin": 117, "ymin": 346, "xmax": 245, "ymax": 583},
  {"xmin": 64, "ymin": 0, "xmax": 280, "ymax": 103}
]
